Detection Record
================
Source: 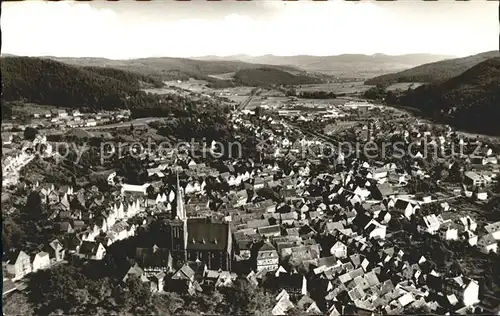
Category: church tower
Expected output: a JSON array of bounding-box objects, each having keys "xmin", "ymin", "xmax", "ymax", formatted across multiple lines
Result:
[{"xmin": 170, "ymin": 170, "xmax": 188, "ymax": 264}]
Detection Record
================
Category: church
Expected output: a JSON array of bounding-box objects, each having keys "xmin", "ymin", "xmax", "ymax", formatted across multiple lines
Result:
[{"xmin": 166, "ymin": 173, "xmax": 233, "ymax": 271}]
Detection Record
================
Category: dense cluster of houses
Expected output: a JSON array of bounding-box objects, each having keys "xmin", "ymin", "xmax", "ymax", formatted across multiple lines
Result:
[
  {"xmin": 2, "ymin": 109, "xmax": 131, "ymax": 133},
  {"xmin": 2, "ymin": 104, "xmax": 500, "ymax": 313}
]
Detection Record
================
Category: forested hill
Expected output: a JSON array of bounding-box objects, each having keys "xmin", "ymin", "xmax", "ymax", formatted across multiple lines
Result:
[
  {"xmin": 398, "ymin": 57, "xmax": 500, "ymax": 135},
  {"xmin": 80, "ymin": 66, "xmax": 164, "ymax": 88},
  {"xmin": 46, "ymin": 56, "xmax": 301, "ymax": 82},
  {"xmin": 1, "ymin": 56, "xmax": 165, "ymax": 110},
  {"xmin": 233, "ymin": 67, "xmax": 323, "ymax": 87},
  {"xmin": 365, "ymin": 51, "xmax": 499, "ymax": 86}
]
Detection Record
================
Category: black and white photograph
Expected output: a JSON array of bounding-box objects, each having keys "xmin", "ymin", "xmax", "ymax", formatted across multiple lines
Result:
[{"xmin": 1, "ymin": 0, "xmax": 500, "ymax": 315}]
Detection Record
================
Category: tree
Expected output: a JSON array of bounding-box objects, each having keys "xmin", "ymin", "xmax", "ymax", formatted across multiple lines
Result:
[
  {"xmin": 2, "ymin": 218, "xmax": 24, "ymax": 253},
  {"xmin": 363, "ymin": 85, "xmax": 387, "ymax": 100},
  {"xmin": 24, "ymin": 126, "xmax": 38, "ymax": 141},
  {"xmin": 218, "ymin": 278, "xmax": 274, "ymax": 315},
  {"xmin": 2, "ymin": 292, "xmax": 34, "ymax": 316},
  {"xmin": 24, "ymin": 191, "xmax": 43, "ymax": 221},
  {"xmin": 255, "ymin": 106, "xmax": 263, "ymax": 117}
]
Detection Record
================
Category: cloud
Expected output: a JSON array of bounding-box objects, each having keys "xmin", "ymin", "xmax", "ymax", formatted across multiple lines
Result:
[{"xmin": 2, "ymin": 1, "xmax": 498, "ymax": 58}]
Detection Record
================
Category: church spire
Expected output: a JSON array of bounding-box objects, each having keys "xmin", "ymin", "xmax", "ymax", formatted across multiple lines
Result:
[{"xmin": 176, "ymin": 170, "xmax": 186, "ymax": 221}]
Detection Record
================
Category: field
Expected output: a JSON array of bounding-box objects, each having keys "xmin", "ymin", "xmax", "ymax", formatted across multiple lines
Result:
[
  {"xmin": 297, "ymin": 81, "xmax": 372, "ymax": 95},
  {"xmin": 208, "ymin": 72, "xmax": 235, "ymax": 81},
  {"xmin": 246, "ymin": 96, "xmax": 290, "ymax": 110},
  {"xmin": 142, "ymin": 86, "xmax": 180, "ymax": 95},
  {"xmin": 324, "ymin": 121, "xmax": 359, "ymax": 135},
  {"xmin": 164, "ymin": 78, "xmax": 211, "ymax": 93},
  {"xmin": 9, "ymin": 103, "xmax": 62, "ymax": 116},
  {"xmin": 386, "ymin": 82, "xmax": 424, "ymax": 91}
]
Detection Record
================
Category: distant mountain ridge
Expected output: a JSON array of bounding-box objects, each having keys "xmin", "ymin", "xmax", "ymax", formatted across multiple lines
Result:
[
  {"xmin": 193, "ymin": 53, "xmax": 455, "ymax": 78},
  {"xmin": 33, "ymin": 55, "xmax": 303, "ymax": 83},
  {"xmin": 366, "ymin": 51, "xmax": 499, "ymax": 86}
]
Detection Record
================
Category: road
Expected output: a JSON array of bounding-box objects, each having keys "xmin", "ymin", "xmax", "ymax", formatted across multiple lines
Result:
[
  {"xmin": 238, "ymin": 88, "xmax": 262, "ymax": 111},
  {"xmin": 44, "ymin": 117, "xmax": 164, "ymax": 136},
  {"xmin": 84, "ymin": 117, "xmax": 161, "ymax": 130}
]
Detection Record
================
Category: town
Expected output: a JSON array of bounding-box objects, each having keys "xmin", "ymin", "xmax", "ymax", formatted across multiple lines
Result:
[
  {"xmin": 2, "ymin": 1, "xmax": 500, "ymax": 315},
  {"xmin": 3, "ymin": 94, "xmax": 500, "ymax": 315}
]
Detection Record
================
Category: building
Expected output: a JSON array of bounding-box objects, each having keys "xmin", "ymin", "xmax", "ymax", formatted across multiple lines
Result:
[
  {"xmin": 478, "ymin": 234, "xmax": 498, "ymax": 254},
  {"xmin": 135, "ymin": 245, "xmax": 173, "ymax": 275},
  {"xmin": 77, "ymin": 241, "xmax": 106, "ymax": 260},
  {"xmin": 393, "ymin": 200, "xmax": 419, "ymax": 219},
  {"xmin": 443, "ymin": 277, "xmax": 480, "ymax": 307},
  {"xmin": 57, "ymin": 110, "xmax": 68, "ymax": 118},
  {"xmin": 5, "ymin": 251, "xmax": 32, "ymax": 281},
  {"xmin": 165, "ymin": 172, "xmax": 232, "ymax": 271},
  {"xmin": 255, "ymin": 241, "xmax": 279, "ymax": 273},
  {"xmin": 47, "ymin": 239, "xmax": 66, "ymax": 263},
  {"xmin": 417, "ymin": 214, "xmax": 441, "ymax": 235},
  {"xmin": 330, "ymin": 241, "xmax": 348, "ymax": 258},
  {"xmin": 32, "ymin": 252, "xmax": 51, "ymax": 272},
  {"xmin": 464, "ymin": 171, "xmax": 486, "ymax": 187},
  {"xmin": 185, "ymin": 218, "xmax": 232, "ymax": 271}
]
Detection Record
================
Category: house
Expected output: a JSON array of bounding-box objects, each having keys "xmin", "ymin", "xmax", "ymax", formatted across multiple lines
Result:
[
  {"xmin": 393, "ymin": 199, "xmax": 419, "ymax": 219},
  {"xmin": 373, "ymin": 183, "xmax": 395, "ymax": 200},
  {"xmin": 2, "ymin": 133, "xmax": 13, "ymax": 146},
  {"xmin": 5, "ymin": 251, "xmax": 32, "ymax": 280},
  {"xmin": 484, "ymin": 221, "xmax": 500, "ymax": 240},
  {"xmin": 364, "ymin": 219, "xmax": 387, "ymax": 240},
  {"xmin": 54, "ymin": 222, "xmax": 74, "ymax": 234},
  {"xmin": 149, "ymin": 271, "xmax": 166, "ymax": 292},
  {"xmin": 257, "ymin": 225, "xmax": 281, "ymax": 238},
  {"xmin": 255, "ymin": 242, "xmax": 279, "ymax": 273},
  {"xmin": 464, "ymin": 171, "xmax": 486, "ymax": 186},
  {"xmin": 77, "ymin": 241, "xmax": 106, "ymax": 260},
  {"xmin": 121, "ymin": 183, "xmax": 150, "ymax": 196},
  {"xmin": 476, "ymin": 190, "xmax": 488, "ymax": 201},
  {"xmin": 443, "ymin": 277, "xmax": 480, "ymax": 307},
  {"xmin": 478, "ymin": 234, "xmax": 498, "ymax": 254},
  {"xmin": 253, "ymin": 178, "xmax": 265, "ymax": 190},
  {"xmin": 122, "ymin": 263, "xmax": 149, "ymax": 283},
  {"xmin": 272, "ymin": 290, "xmax": 295, "ymax": 315},
  {"xmin": 135, "ymin": 245, "xmax": 173, "ymax": 274},
  {"xmin": 461, "ymin": 230, "xmax": 478, "ymax": 246},
  {"xmin": 85, "ymin": 119, "xmax": 97, "ymax": 127},
  {"xmin": 235, "ymin": 239, "xmax": 254, "ymax": 262},
  {"xmin": 47, "ymin": 239, "xmax": 66, "ymax": 263},
  {"xmin": 417, "ymin": 214, "xmax": 441, "ymax": 235},
  {"xmin": 439, "ymin": 225, "xmax": 459, "ymax": 241},
  {"xmin": 57, "ymin": 110, "xmax": 68, "ymax": 118},
  {"xmin": 168, "ymin": 262, "xmax": 202, "ymax": 295},
  {"xmin": 371, "ymin": 168, "xmax": 388, "ymax": 181},
  {"xmin": 32, "ymin": 252, "xmax": 51, "ymax": 272},
  {"xmin": 330, "ymin": 241, "xmax": 348, "ymax": 258},
  {"xmin": 460, "ymin": 216, "xmax": 477, "ymax": 232},
  {"xmin": 204, "ymin": 270, "xmax": 237, "ymax": 289}
]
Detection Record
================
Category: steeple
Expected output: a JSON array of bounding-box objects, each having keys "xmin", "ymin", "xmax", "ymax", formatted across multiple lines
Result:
[{"xmin": 176, "ymin": 171, "xmax": 186, "ymax": 221}]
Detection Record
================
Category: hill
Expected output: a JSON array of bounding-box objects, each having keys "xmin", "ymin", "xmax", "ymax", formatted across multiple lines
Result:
[
  {"xmin": 397, "ymin": 57, "xmax": 500, "ymax": 135},
  {"xmin": 1, "ymin": 56, "xmax": 161, "ymax": 110},
  {"xmin": 1, "ymin": 56, "xmax": 227, "ymax": 119},
  {"xmin": 365, "ymin": 51, "xmax": 499, "ymax": 86},
  {"xmin": 194, "ymin": 53, "xmax": 454, "ymax": 78},
  {"xmin": 232, "ymin": 67, "xmax": 323, "ymax": 87},
  {"xmin": 43, "ymin": 56, "xmax": 302, "ymax": 83}
]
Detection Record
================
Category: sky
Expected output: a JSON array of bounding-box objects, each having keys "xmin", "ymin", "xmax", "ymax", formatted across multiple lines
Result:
[{"xmin": 2, "ymin": 0, "xmax": 498, "ymax": 59}]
